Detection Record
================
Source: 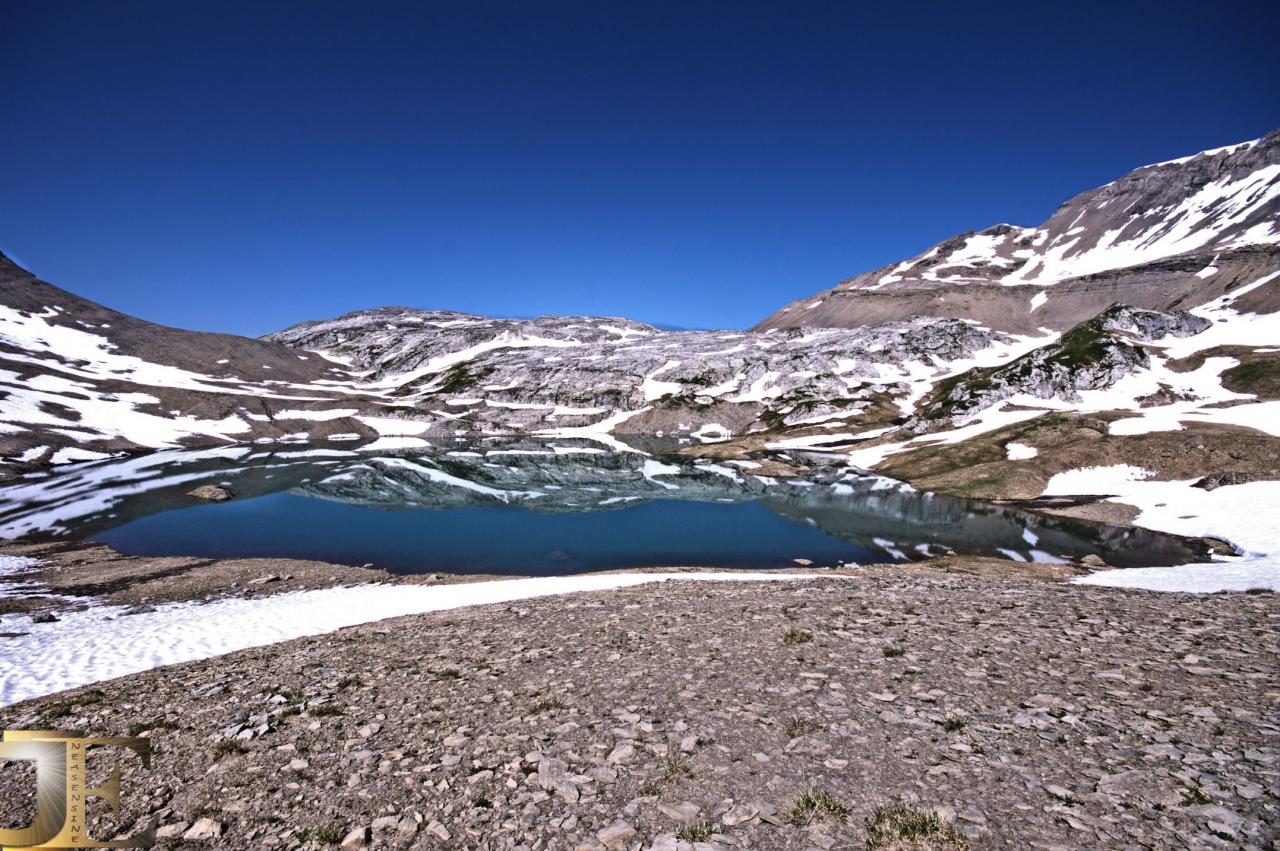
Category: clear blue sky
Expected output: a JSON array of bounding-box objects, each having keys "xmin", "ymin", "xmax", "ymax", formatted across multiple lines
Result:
[{"xmin": 2, "ymin": 1, "xmax": 1276, "ymax": 336}]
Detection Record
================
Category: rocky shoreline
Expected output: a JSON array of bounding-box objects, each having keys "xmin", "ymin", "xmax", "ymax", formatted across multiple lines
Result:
[
  {"xmin": 0, "ymin": 436, "xmax": 1274, "ymax": 849},
  {"xmin": 0, "ymin": 547, "xmax": 1276, "ymax": 849}
]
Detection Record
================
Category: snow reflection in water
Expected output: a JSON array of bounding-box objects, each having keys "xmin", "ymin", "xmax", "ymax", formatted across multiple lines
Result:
[{"xmin": 0, "ymin": 439, "xmax": 1207, "ymax": 573}]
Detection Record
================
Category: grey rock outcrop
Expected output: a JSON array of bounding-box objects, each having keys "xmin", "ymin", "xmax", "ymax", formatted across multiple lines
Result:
[{"xmin": 914, "ymin": 305, "xmax": 1210, "ymax": 424}]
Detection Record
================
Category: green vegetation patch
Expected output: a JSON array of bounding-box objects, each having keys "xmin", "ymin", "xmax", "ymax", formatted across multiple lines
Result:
[
  {"xmin": 865, "ymin": 802, "xmax": 971, "ymax": 849},
  {"xmin": 1222, "ymin": 356, "xmax": 1280, "ymax": 400},
  {"xmin": 786, "ymin": 790, "xmax": 851, "ymax": 825},
  {"xmin": 781, "ymin": 628, "xmax": 813, "ymax": 645}
]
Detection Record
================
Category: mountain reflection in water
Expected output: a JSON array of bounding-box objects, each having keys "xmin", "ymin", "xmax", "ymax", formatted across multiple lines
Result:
[{"xmin": 0, "ymin": 439, "xmax": 1205, "ymax": 574}]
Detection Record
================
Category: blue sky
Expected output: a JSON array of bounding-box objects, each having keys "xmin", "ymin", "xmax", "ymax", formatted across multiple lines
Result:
[{"xmin": 1, "ymin": 1, "xmax": 1276, "ymax": 336}]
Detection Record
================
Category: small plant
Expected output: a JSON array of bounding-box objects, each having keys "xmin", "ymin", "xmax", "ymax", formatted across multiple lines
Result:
[
  {"xmin": 335, "ymin": 675, "xmax": 362, "ymax": 690},
  {"xmin": 786, "ymin": 790, "xmax": 850, "ymax": 825},
  {"xmin": 883, "ymin": 645, "xmax": 905, "ymax": 658},
  {"xmin": 308, "ymin": 703, "xmax": 343, "ymax": 717},
  {"xmin": 43, "ymin": 703, "xmax": 73, "ymax": 721},
  {"xmin": 126, "ymin": 717, "xmax": 177, "ymax": 736},
  {"xmin": 640, "ymin": 757, "xmax": 693, "ymax": 795},
  {"xmin": 472, "ymin": 797, "xmax": 493, "ymax": 809},
  {"xmin": 435, "ymin": 668, "xmax": 462, "ymax": 680},
  {"xmin": 781, "ymin": 628, "xmax": 813, "ymax": 646},
  {"xmin": 1180, "ymin": 785, "xmax": 1212, "ymax": 806},
  {"xmin": 213, "ymin": 739, "xmax": 246, "ymax": 757},
  {"xmin": 784, "ymin": 717, "xmax": 821, "ymax": 739},
  {"xmin": 300, "ymin": 823, "xmax": 346, "ymax": 845},
  {"xmin": 940, "ymin": 715, "xmax": 968, "ymax": 733},
  {"xmin": 676, "ymin": 822, "xmax": 713, "ymax": 842},
  {"xmin": 529, "ymin": 698, "xmax": 563, "ymax": 714},
  {"xmin": 865, "ymin": 802, "xmax": 970, "ymax": 849}
]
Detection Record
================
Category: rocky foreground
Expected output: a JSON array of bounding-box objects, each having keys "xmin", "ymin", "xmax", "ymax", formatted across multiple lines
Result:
[{"xmin": 1, "ymin": 573, "xmax": 1275, "ymax": 850}]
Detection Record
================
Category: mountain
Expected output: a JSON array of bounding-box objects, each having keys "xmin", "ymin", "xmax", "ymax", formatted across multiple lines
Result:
[
  {"xmin": 0, "ymin": 253, "xmax": 390, "ymax": 464},
  {"xmin": 755, "ymin": 132, "xmax": 1280, "ymax": 333},
  {"xmin": 0, "ymin": 248, "xmax": 1021, "ymax": 466},
  {"xmin": 1, "ymin": 133, "xmax": 1277, "ymax": 487}
]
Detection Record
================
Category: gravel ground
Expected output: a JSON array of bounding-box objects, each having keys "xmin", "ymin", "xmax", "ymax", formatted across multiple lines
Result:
[{"xmin": 0, "ymin": 574, "xmax": 1275, "ymax": 850}]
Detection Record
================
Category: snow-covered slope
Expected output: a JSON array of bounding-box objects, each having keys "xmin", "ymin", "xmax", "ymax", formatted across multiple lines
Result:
[
  {"xmin": 757, "ymin": 131, "xmax": 1280, "ymax": 334},
  {"xmin": 263, "ymin": 307, "xmax": 1039, "ymax": 446},
  {"xmin": 0, "ymin": 253, "xmax": 416, "ymax": 465},
  {"xmin": 0, "ymin": 253, "xmax": 1043, "ymax": 465}
]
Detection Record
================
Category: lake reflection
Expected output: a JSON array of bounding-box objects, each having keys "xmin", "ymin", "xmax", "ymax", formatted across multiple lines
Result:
[{"xmin": 0, "ymin": 438, "xmax": 1206, "ymax": 574}]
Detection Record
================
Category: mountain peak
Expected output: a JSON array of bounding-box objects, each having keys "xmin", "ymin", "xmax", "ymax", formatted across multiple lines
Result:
[{"xmin": 755, "ymin": 130, "xmax": 1280, "ymax": 333}]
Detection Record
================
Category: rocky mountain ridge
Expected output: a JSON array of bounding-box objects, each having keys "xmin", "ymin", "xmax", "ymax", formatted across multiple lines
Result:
[
  {"xmin": 756, "ymin": 131, "xmax": 1280, "ymax": 334},
  {"xmin": 1, "ymin": 132, "xmax": 1277, "ymax": 475}
]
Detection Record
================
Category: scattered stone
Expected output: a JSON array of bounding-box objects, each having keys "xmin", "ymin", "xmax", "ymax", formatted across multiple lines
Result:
[
  {"xmin": 186, "ymin": 485, "xmax": 234, "ymax": 501},
  {"xmin": 595, "ymin": 820, "xmax": 636, "ymax": 848},
  {"xmin": 339, "ymin": 826, "xmax": 369, "ymax": 848},
  {"xmin": 607, "ymin": 743, "xmax": 635, "ymax": 764},
  {"xmin": 721, "ymin": 802, "xmax": 759, "ymax": 826},
  {"xmin": 2, "ymin": 571, "xmax": 1275, "ymax": 850},
  {"xmin": 181, "ymin": 818, "xmax": 223, "ymax": 841},
  {"xmin": 657, "ymin": 801, "xmax": 700, "ymax": 824},
  {"xmin": 1193, "ymin": 470, "xmax": 1275, "ymax": 490}
]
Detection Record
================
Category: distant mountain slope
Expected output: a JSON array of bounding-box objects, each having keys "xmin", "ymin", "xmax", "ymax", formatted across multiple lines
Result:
[
  {"xmin": 2, "ymin": 133, "xmax": 1277, "ymax": 479},
  {"xmin": 0, "ymin": 253, "xmax": 391, "ymax": 464},
  {"xmin": 755, "ymin": 132, "xmax": 1280, "ymax": 333},
  {"xmin": 0, "ymin": 251, "xmax": 1034, "ymax": 465},
  {"xmin": 263, "ymin": 305, "xmax": 1020, "ymax": 444}
]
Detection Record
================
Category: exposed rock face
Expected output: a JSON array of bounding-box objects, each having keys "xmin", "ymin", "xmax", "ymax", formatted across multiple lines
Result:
[
  {"xmin": 914, "ymin": 306, "xmax": 1210, "ymax": 424},
  {"xmin": 264, "ymin": 308, "xmax": 1007, "ymax": 437},
  {"xmin": 756, "ymin": 132, "xmax": 1280, "ymax": 333}
]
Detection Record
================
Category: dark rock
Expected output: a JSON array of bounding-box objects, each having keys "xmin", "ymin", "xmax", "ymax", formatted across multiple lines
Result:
[{"xmin": 1192, "ymin": 470, "xmax": 1276, "ymax": 490}]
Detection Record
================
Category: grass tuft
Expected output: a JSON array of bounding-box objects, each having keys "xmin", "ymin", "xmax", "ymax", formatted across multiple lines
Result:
[
  {"xmin": 300, "ymin": 823, "xmax": 346, "ymax": 845},
  {"xmin": 213, "ymin": 739, "xmax": 246, "ymax": 758},
  {"xmin": 640, "ymin": 757, "xmax": 693, "ymax": 796},
  {"xmin": 676, "ymin": 822, "xmax": 713, "ymax": 842},
  {"xmin": 786, "ymin": 790, "xmax": 850, "ymax": 825},
  {"xmin": 781, "ymin": 628, "xmax": 813, "ymax": 646},
  {"xmin": 783, "ymin": 717, "xmax": 821, "ymax": 739},
  {"xmin": 865, "ymin": 802, "xmax": 970, "ymax": 849},
  {"xmin": 529, "ymin": 698, "xmax": 563, "ymax": 714}
]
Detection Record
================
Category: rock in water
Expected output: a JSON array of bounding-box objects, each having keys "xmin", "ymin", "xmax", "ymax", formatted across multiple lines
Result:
[{"xmin": 187, "ymin": 484, "xmax": 234, "ymax": 501}]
